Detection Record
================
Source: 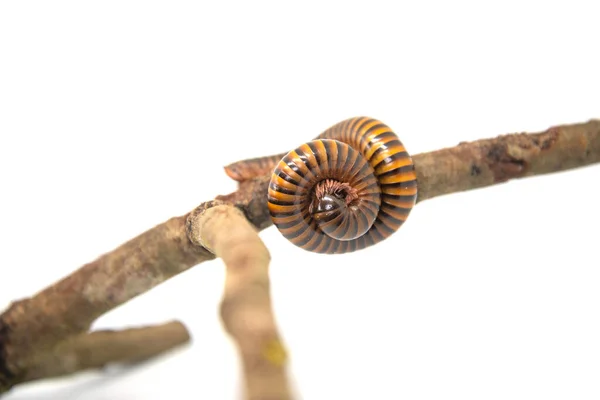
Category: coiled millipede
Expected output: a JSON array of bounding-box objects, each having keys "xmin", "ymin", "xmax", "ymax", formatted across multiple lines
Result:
[{"xmin": 224, "ymin": 117, "xmax": 417, "ymax": 254}]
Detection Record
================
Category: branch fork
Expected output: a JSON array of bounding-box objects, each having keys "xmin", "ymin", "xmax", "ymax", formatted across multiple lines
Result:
[{"xmin": 1, "ymin": 118, "xmax": 598, "ymax": 398}]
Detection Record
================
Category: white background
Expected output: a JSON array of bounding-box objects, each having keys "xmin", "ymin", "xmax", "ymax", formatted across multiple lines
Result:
[{"xmin": 1, "ymin": 1, "xmax": 599, "ymax": 399}]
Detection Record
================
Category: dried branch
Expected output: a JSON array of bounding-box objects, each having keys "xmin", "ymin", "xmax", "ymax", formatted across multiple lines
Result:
[
  {"xmin": 413, "ymin": 119, "xmax": 600, "ymax": 201},
  {"xmin": 1, "ymin": 118, "xmax": 598, "ymax": 393},
  {"xmin": 21, "ymin": 321, "xmax": 190, "ymax": 383},
  {"xmin": 0, "ymin": 216, "xmax": 213, "ymax": 392},
  {"xmin": 187, "ymin": 201, "xmax": 291, "ymax": 400}
]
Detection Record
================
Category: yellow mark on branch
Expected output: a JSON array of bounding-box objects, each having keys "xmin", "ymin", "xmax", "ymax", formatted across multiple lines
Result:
[{"xmin": 262, "ymin": 339, "xmax": 288, "ymax": 367}]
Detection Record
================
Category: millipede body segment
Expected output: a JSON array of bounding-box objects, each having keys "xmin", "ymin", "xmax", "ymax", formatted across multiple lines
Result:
[{"xmin": 224, "ymin": 117, "xmax": 417, "ymax": 254}]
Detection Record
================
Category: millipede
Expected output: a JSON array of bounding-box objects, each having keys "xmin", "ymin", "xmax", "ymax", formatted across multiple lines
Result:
[{"xmin": 224, "ymin": 116, "xmax": 417, "ymax": 254}]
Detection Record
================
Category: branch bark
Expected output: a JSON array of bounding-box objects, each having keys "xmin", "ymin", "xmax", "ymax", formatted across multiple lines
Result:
[
  {"xmin": 21, "ymin": 321, "xmax": 190, "ymax": 383},
  {"xmin": 0, "ymin": 216, "xmax": 212, "ymax": 391},
  {"xmin": 413, "ymin": 119, "xmax": 600, "ymax": 201},
  {"xmin": 187, "ymin": 201, "xmax": 291, "ymax": 400},
  {"xmin": 1, "ymin": 118, "xmax": 598, "ymax": 393}
]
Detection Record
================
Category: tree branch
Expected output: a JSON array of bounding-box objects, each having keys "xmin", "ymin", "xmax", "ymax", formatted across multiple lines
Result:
[
  {"xmin": 0, "ymin": 216, "xmax": 213, "ymax": 391},
  {"xmin": 413, "ymin": 119, "xmax": 600, "ymax": 201},
  {"xmin": 1, "ymin": 118, "xmax": 598, "ymax": 393},
  {"xmin": 187, "ymin": 201, "xmax": 291, "ymax": 400},
  {"xmin": 21, "ymin": 321, "xmax": 190, "ymax": 383}
]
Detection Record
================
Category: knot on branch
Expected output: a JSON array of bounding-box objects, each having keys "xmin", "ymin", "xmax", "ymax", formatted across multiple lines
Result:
[
  {"xmin": 478, "ymin": 127, "xmax": 560, "ymax": 183},
  {"xmin": 185, "ymin": 200, "xmax": 229, "ymax": 251}
]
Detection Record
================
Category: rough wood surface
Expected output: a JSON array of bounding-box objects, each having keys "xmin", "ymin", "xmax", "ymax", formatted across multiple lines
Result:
[
  {"xmin": 21, "ymin": 321, "xmax": 190, "ymax": 383},
  {"xmin": 0, "ymin": 216, "xmax": 212, "ymax": 391},
  {"xmin": 414, "ymin": 119, "xmax": 600, "ymax": 201},
  {"xmin": 188, "ymin": 202, "xmax": 291, "ymax": 400}
]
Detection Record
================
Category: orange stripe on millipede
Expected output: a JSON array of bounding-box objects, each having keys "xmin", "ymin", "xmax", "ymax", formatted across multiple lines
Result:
[
  {"xmin": 379, "ymin": 170, "xmax": 417, "ymax": 184},
  {"xmin": 375, "ymin": 157, "xmax": 414, "ymax": 175},
  {"xmin": 270, "ymin": 175, "xmax": 302, "ymax": 192},
  {"xmin": 359, "ymin": 126, "xmax": 389, "ymax": 152},
  {"xmin": 382, "ymin": 185, "xmax": 418, "ymax": 196},
  {"xmin": 369, "ymin": 144, "xmax": 407, "ymax": 166},
  {"xmin": 364, "ymin": 135, "xmax": 399, "ymax": 159}
]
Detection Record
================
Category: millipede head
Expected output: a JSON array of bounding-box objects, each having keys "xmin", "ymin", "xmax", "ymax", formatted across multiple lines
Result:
[{"xmin": 311, "ymin": 194, "xmax": 345, "ymax": 223}]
